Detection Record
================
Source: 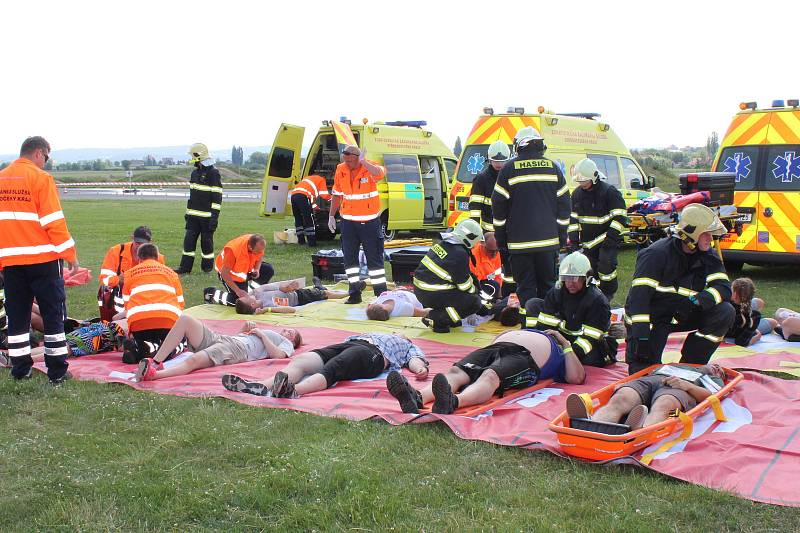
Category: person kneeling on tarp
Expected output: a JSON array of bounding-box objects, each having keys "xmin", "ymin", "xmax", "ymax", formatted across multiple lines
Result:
[
  {"xmin": 566, "ymin": 363, "xmax": 726, "ymax": 431},
  {"xmin": 221, "ymin": 333, "xmax": 428, "ymax": 398},
  {"xmin": 135, "ymin": 315, "xmax": 301, "ymax": 381},
  {"xmin": 387, "ymin": 328, "xmax": 586, "ymax": 415},
  {"xmin": 223, "ymin": 278, "xmax": 349, "ymax": 315}
]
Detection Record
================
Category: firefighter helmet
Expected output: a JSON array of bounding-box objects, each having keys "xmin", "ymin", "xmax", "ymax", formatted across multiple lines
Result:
[
  {"xmin": 451, "ymin": 219, "xmax": 484, "ymax": 249},
  {"xmin": 559, "ymin": 251, "xmax": 592, "ymax": 278},
  {"xmin": 674, "ymin": 204, "xmax": 726, "ymax": 244},
  {"xmin": 188, "ymin": 143, "xmax": 211, "ymax": 164},
  {"xmin": 487, "ymin": 140, "xmax": 511, "ymax": 162},
  {"xmin": 514, "ymin": 126, "xmax": 543, "ymax": 152},
  {"xmin": 573, "ymin": 158, "xmax": 601, "ymax": 183}
]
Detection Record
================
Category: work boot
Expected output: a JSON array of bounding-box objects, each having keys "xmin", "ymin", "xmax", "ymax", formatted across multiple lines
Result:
[
  {"xmin": 386, "ymin": 370, "xmax": 423, "ymax": 414},
  {"xmin": 345, "ymin": 281, "xmax": 367, "ymax": 304},
  {"xmin": 173, "ymin": 267, "xmax": 191, "ymax": 275},
  {"xmin": 122, "ymin": 338, "xmax": 139, "ymax": 364},
  {"xmin": 203, "ymin": 287, "xmax": 217, "ymax": 304},
  {"xmin": 50, "ymin": 371, "xmax": 73, "ymax": 385},
  {"xmin": 421, "ymin": 317, "xmax": 450, "ymax": 334},
  {"xmin": 431, "ymin": 374, "xmax": 458, "ymax": 415}
]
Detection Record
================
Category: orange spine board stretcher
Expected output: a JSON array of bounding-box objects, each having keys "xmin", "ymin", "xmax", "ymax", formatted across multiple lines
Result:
[{"xmin": 548, "ymin": 364, "xmax": 743, "ymax": 462}]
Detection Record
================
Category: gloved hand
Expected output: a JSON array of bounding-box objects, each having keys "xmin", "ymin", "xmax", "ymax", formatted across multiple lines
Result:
[
  {"xmin": 328, "ymin": 216, "xmax": 337, "ymax": 234},
  {"xmin": 208, "ymin": 218, "xmax": 218, "ymax": 232}
]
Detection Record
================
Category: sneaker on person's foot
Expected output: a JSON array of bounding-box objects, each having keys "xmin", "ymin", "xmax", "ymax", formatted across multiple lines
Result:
[
  {"xmin": 122, "ymin": 338, "xmax": 139, "ymax": 364},
  {"xmin": 136, "ymin": 358, "xmax": 162, "ymax": 382},
  {"xmin": 221, "ymin": 374, "xmax": 270, "ymax": 396},
  {"xmin": 624, "ymin": 404, "xmax": 649, "ymax": 430},
  {"xmin": 312, "ymin": 276, "xmax": 326, "ymax": 291},
  {"xmin": 272, "ymin": 371, "xmax": 296, "ymax": 398},
  {"xmin": 431, "ymin": 373, "xmax": 458, "ymax": 414},
  {"xmin": 0, "ymin": 350, "xmax": 10, "ymax": 368},
  {"xmin": 50, "ymin": 371, "xmax": 73, "ymax": 385},
  {"xmin": 386, "ymin": 370, "xmax": 423, "ymax": 414},
  {"xmin": 566, "ymin": 393, "xmax": 592, "ymax": 419}
]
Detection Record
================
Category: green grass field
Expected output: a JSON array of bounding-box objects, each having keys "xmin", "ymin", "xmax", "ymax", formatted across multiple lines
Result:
[{"xmin": 1, "ymin": 200, "xmax": 798, "ymax": 531}]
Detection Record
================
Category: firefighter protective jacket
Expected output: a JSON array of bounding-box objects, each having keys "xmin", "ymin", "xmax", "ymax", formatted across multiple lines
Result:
[
  {"xmin": 625, "ymin": 236, "xmax": 731, "ymax": 340},
  {"xmin": 332, "ymin": 161, "xmax": 385, "ymax": 222},
  {"xmin": 99, "ymin": 242, "xmax": 165, "ymax": 288},
  {"xmin": 528, "ymin": 284, "xmax": 610, "ymax": 360},
  {"xmin": 185, "ymin": 165, "xmax": 223, "ymax": 220},
  {"xmin": 0, "ymin": 158, "xmax": 77, "ymax": 268},
  {"xmin": 468, "ymin": 165, "xmax": 499, "ymax": 232},
  {"xmin": 413, "ymin": 240, "xmax": 476, "ymax": 294},
  {"xmin": 291, "ymin": 174, "xmax": 331, "ymax": 209},
  {"xmin": 491, "ymin": 148, "xmax": 571, "ymax": 253},
  {"xmin": 567, "ymin": 181, "xmax": 627, "ymax": 249},
  {"xmin": 214, "ymin": 234, "xmax": 264, "ymax": 283},
  {"xmin": 123, "ymin": 259, "xmax": 184, "ymax": 332}
]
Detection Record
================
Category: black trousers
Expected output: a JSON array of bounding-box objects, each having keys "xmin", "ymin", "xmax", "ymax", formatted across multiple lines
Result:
[
  {"xmin": 179, "ymin": 216, "xmax": 216, "ymax": 272},
  {"xmin": 340, "ymin": 218, "xmax": 387, "ymax": 297},
  {"xmin": 499, "ymin": 248, "xmax": 516, "ymax": 298},
  {"xmin": 583, "ymin": 245, "xmax": 618, "ymax": 302},
  {"xmin": 218, "ymin": 262, "xmax": 275, "ymax": 294},
  {"xmin": 626, "ymin": 301, "xmax": 735, "ymax": 375},
  {"xmin": 3, "ymin": 260, "xmax": 68, "ymax": 380},
  {"xmin": 510, "ymin": 251, "xmax": 557, "ymax": 307},
  {"xmin": 291, "ymin": 193, "xmax": 316, "ymax": 246},
  {"xmin": 415, "ymin": 288, "xmax": 482, "ymax": 328},
  {"xmin": 313, "ymin": 340, "xmax": 386, "ymax": 387}
]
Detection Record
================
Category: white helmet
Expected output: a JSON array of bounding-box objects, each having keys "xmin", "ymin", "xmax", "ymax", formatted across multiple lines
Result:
[
  {"xmin": 559, "ymin": 251, "xmax": 592, "ymax": 278},
  {"xmin": 451, "ymin": 219, "xmax": 484, "ymax": 249},
  {"xmin": 674, "ymin": 204, "xmax": 726, "ymax": 246},
  {"xmin": 514, "ymin": 126, "xmax": 544, "ymax": 152},
  {"xmin": 487, "ymin": 140, "xmax": 511, "ymax": 162},
  {"xmin": 573, "ymin": 158, "xmax": 603, "ymax": 184}
]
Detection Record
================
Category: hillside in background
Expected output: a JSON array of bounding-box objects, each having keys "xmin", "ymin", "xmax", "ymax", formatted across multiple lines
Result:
[{"xmin": 0, "ymin": 146, "xmax": 270, "ymax": 165}]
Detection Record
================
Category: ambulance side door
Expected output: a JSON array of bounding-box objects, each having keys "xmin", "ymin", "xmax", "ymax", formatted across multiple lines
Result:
[
  {"xmin": 260, "ymin": 124, "xmax": 304, "ymax": 217},
  {"xmin": 757, "ymin": 144, "xmax": 800, "ymax": 255},
  {"xmin": 383, "ymin": 154, "xmax": 424, "ymax": 228},
  {"xmin": 716, "ymin": 145, "xmax": 760, "ymax": 253}
]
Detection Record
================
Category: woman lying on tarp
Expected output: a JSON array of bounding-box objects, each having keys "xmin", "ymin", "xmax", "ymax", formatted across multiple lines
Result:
[{"xmin": 565, "ymin": 364, "xmax": 726, "ymax": 433}]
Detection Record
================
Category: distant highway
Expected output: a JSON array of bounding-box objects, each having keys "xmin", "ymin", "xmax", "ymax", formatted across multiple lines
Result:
[{"xmin": 61, "ymin": 187, "xmax": 261, "ymax": 202}]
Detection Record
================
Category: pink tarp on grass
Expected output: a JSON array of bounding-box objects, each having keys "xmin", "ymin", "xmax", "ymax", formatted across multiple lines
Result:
[{"xmin": 32, "ymin": 318, "xmax": 800, "ymax": 506}]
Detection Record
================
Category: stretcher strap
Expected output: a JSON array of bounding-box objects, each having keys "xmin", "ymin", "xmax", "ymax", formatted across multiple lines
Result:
[
  {"xmin": 707, "ymin": 395, "xmax": 727, "ymax": 422},
  {"xmin": 640, "ymin": 411, "xmax": 693, "ymax": 466},
  {"xmin": 579, "ymin": 393, "xmax": 594, "ymax": 415}
]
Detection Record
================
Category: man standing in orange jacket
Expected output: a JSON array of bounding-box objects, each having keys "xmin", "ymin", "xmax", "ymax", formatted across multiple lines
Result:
[
  {"xmin": 328, "ymin": 145, "xmax": 387, "ymax": 304},
  {"xmin": 0, "ymin": 136, "xmax": 79, "ymax": 383},
  {"xmin": 290, "ymin": 174, "xmax": 331, "ymax": 247}
]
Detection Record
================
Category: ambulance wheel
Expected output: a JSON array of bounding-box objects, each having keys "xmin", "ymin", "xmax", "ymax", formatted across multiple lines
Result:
[
  {"xmin": 380, "ymin": 215, "xmax": 395, "ymax": 241},
  {"xmin": 724, "ymin": 260, "xmax": 743, "ymax": 273}
]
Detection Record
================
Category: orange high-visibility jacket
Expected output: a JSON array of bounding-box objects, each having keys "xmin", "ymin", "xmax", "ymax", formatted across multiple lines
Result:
[
  {"xmin": 470, "ymin": 243, "xmax": 503, "ymax": 286},
  {"xmin": 332, "ymin": 161, "xmax": 385, "ymax": 221},
  {"xmin": 122, "ymin": 259, "xmax": 184, "ymax": 332},
  {"xmin": 290, "ymin": 175, "xmax": 331, "ymax": 206},
  {"xmin": 214, "ymin": 234, "xmax": 264, "ymax": 283},
  {"xmin": 0, "ymin": 158, "xmax": 77, "ymax": 268},
  {"xmin": 99, "ymin": 242, "xmax": 165, "ymax": 288}
]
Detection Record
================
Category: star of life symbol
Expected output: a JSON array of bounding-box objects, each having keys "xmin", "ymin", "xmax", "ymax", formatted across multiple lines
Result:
[
  {"xmin": 722, "ymin": 152, "xmax": 752, "ymax": 183},
  {"xmin": 467, "ymin": 153, "xmax": 486, "ymax": 175},
  {"xmin": 771, "ymin": 151, "xmax": 800, "ymax": 183}
]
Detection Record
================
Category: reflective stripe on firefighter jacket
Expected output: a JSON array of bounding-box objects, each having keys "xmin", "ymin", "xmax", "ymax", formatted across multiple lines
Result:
[
  {"xmin": 214, "ymin": 234, "xmax": 264, "ymax": 283},
  {"xmin": 0, "ymin": 158, "xmax": 77, "ymax": 267},
  {"xmin": 528, "ymin": 284, "xmax": 610, "ymax": 360},
  {"xmin": 185, "ymin": 165, "xmax": 223, "ymax": 219},
  {"xmin": 468, "ymin": 165, "xmax": 499, "ymax": 232},
  {"xmin": 624, "ymin": 236, "xmax": 732, "ymax": 339},
  {"xmin": 470, "ymin": 242, "xmax": 502, "ymax": 286},
  {"xmin": 332, "ymin": 161, "xmax": 385, "ymax": 222},
  {"xmin": 567, "ymin": 180, "xmax": 627, "ymax": 249},
  {"xmin": 491, "ymin": 149, "xmax": 571, "ymax": 253},
  {"xmin": 413, "ymin": 241, "xmax": 476, "ymax": 293},
  {"xmin": 123, "ymin": 259, "xmax": 184, "ymax": 332},
  {"xmin": 99, "ymin": 242, "xmax": 165, "ymax": 288},
  {"xmin": 291, "ymin": 175, "xmax": 331, "ymax": 208}
]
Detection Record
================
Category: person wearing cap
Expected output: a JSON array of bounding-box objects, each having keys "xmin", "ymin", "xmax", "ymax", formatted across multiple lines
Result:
[
  {"xmin": 525, "ymin": 252, "xmax": 618, "ymax": 367},
  {"xmin": 491, "ymin": 127, "xmax": 571, "ymax": 320},
  {"xmin": 624, "ymin": 204, "xmax": 735, "ymax": 375},
  {"xmin": 97, "ymin": 226, "xmax": 165, "ymax": 320},
  {"xmin": 174, "ymin": 143, "xmax": 223, "ymax": 275},
  {"xmin": 567, "ymin": 158, "xmax": 627, "ymax": 303},
  {"xmin": 328, "ymin": 145, "xmax": 387, "ymax": 304},
  {"xmin": 469, "ymin": 140, "xmax": 516, "ymax": 296},
  {"xmin": 413, "ymin": 219, "xmax": 486, "ymax": 333}
]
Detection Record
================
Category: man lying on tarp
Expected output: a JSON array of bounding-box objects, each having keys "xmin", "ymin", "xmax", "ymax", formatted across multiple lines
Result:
[
  {"xmin": 221, "ymin": 333, "xmax": 428, "ymax": 398},
  {"xmin": 205, "ymin": 277, "xmax": 350, "ymax": 313},
  {"xmin": 135, "ymin": 315, "xmax": 301, "ymax": 381},
  {"xmin": 565, "ymin": 363, "xmax": 726, "ymax": 432},
  {"xmin": 386, "ymin": 328, "xmax": 586, "ymax": 415}
]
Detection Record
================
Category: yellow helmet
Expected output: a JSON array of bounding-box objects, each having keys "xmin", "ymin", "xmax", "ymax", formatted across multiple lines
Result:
[
  {"xmin": 487, "ymin": 140, "xmax": 511, "ymax": 162},
  {"xmin": 573, "ymin": 158, "xmax": 601, "ymax": 183},
  {"xmin": 674, "ymin": 204, "xmax": 726, "ymax": 245},
  {"xmin": 188, "ymin": 143, "xmax": 211, "ymax": 165}
]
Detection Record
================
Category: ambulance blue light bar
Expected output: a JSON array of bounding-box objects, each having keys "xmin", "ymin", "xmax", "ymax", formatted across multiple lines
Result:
[
  {"xmin": 385, "ymin": 121, "xmax": 427, "ymax": 128},
  {"xmin": 772, "ymin": 100, "xmax": 785, "ymax": 107}
]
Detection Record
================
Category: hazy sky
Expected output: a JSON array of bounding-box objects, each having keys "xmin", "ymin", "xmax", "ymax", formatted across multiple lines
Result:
[{"xmin": 1, "ymin": 0, "xmax": 797, "ymax": 155}]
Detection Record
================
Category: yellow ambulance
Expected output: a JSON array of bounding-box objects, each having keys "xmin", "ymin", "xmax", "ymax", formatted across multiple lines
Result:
[
  {"xmin": 713, "ymin": 99, "xmax": 800, "ymax": 267},
  {"xmin": 260, "ymin": 119, "xmax": 458, "ymax": 240},
  {"xmin": 447, "ymin": 107, "xmax": 653, "ymax": 227}
]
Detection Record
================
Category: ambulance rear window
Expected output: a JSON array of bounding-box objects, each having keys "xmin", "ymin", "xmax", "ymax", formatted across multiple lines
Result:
[
  {"xmin": 456, "ymin": 145, "xmax": 489, "ymax": 183},
  {"xmin": 587, "ymin": 154, "xmax": 621, "ymax": 187},
  {"xmin": 717, "ymin": 147, "xmax": 758, "ymax": 191},
  {"xmin": 765, "ymin": 145, "xmax": 800, "ymax": 191}
]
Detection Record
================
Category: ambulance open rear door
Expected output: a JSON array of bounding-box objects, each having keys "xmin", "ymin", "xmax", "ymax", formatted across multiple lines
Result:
[{"xmin": 260, "ymin": 123, "xmax": 304, "ymax": 217}]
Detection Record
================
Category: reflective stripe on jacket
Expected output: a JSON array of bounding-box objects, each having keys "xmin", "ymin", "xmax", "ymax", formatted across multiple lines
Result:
[
  {"xmin": 291, "ymin": 175, "xmax": 331, "ymax": 203},
  {"xmin": 332, "ymin": 161, "xmax": 385, "ymax": 221},
  {"xmin": 123, "ymin": 259, "xmax": 184, "ymax": 332},
  {"xmin": 99, "ymin": 241, "xmax": 165, "ymax": 288},
  {"xmin": 214, "ymin": 234, "xmax": 264, "ymax": 282}
]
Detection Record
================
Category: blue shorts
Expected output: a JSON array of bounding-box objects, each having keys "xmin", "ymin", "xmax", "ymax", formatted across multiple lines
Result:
[{"xmin": 524, "ymin": 329, "xmax": 567, "ymax": 383}]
